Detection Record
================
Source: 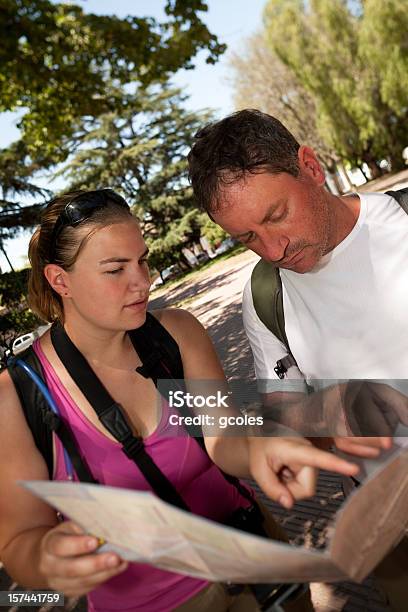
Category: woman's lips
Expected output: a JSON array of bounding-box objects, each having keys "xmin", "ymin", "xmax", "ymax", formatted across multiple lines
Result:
[{"xmin": 124, "ymin": 298, "xmax": 148, "ymax": 310}]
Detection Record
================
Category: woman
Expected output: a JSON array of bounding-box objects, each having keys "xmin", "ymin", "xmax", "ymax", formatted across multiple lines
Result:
[{"xmin": 0, "ymin": 189, "xmax": 359, "ymax": 612}]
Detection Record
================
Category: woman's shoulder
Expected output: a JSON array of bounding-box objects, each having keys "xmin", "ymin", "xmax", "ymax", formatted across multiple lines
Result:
[
  {"xmin": 0, "ymin": 365, "xmax": 43, "ymax": 454},
  {"xmin": 149, "ymin": 308, "xmax": 207, "ymax": 352},
  {"xmin": 0, "ymin": 366, "xmax": 21, "ymax": 408}
]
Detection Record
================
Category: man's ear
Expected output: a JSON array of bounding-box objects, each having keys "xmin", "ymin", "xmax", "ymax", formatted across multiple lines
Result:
[
  {"xmin": 298, "ymin": 145, "xmax": 326, "ymax": 186},
  {"xmin": 43, "ymin": 264, "xmax": 71, "ymax": 298}
]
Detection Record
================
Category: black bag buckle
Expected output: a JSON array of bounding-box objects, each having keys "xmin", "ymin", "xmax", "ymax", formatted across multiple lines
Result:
[
  {"xmin": 99, "ymin": 402, "xmax": 132, "ymax": 441},
  {"xmin": 274, "ymin": 359, "xmax": 287, "ymax": 379},
  {"xmin": 43, "ymin": 410, "xmax": 61, "ymax": 432},
  {"xmin": 122, "ymin": 435, "xmax": 145, "ymax": 460}
]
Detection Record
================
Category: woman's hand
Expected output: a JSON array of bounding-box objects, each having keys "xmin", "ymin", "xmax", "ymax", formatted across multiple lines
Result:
[
  {"xmin": 39, "ymin": 521, "xmax": 128, "ymax": 597},
  {"xmin": 248, "ymin": 435, "xmax": 359, "ymax": 509}
]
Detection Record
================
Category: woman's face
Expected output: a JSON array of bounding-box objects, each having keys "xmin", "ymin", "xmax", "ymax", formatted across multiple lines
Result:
[{"xmin": 64, "ymin": 219, "xmax": 151, "ymax": 331}]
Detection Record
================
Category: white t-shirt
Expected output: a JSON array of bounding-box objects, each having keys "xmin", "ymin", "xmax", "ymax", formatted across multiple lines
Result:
[{"xmin": 242, "ymin": 192, "xmax": 408, "ymax": 394}]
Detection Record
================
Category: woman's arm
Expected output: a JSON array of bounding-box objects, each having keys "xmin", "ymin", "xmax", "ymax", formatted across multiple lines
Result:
[
  {"xmin": 155, "ymin": 308, "xmax": 359, "ymax": 508},
  {"xmin": 0, "ymin": 370, "xmax": 127, "ymax": 595},
  {"xmin": 0, "ymin": 369, "xmax": 59, "ymax": 586}
]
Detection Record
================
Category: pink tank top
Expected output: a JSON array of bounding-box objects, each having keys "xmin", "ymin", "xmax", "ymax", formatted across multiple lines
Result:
[{"xmin": 33, "ymin": 340, "xmax": 251, "ymax": 612}]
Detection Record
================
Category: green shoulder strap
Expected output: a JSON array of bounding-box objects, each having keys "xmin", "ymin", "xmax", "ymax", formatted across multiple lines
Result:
[
  {"xmin": 385, "ymin": 187, "xmax": 408, "ymax": 214},
  {"xmin": 251, "ymin": 259, "xmax": 288, "ymax": 347}
]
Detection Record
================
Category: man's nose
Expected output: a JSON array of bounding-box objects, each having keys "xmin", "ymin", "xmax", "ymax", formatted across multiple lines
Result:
[{"xmin": 261, "ymin": 235, "xmax": 289, "ymax": 263}]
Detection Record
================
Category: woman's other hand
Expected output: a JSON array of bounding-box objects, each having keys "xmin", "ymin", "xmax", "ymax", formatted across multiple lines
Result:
[{"xmin": 39, "ymin": 521, "xmax": 128, "ymax": 598}]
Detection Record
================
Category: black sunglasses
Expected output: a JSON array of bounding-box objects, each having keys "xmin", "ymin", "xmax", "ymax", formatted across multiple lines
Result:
[{"xmin": 48, "ymin": 189, "xmax": 130, "ymax": 262}]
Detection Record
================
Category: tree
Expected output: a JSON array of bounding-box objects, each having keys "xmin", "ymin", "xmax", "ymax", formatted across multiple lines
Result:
[
  {"xmin": 229, "ymin": 31, "xmax": 347, "ymax": 192},
  {"xmin": 263, "ymin": 0, "xmax": 408, "ymax": 175},
  {"xmin": 0, "ymin": 0, "xmax": 226, "ymax": 251},
  {"xmin": 0, "ymin": 0, "xmax": 225, "ymax": 162},
  {"xmin": 56, "ymin": 84, "xmax": 211, "ymax": 270},
  {"xmin": 0, "ymin": 268, "xmax": 41, "ymax": 346}
]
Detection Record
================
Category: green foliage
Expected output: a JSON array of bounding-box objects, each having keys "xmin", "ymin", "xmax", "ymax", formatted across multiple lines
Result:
[
  {"xmin": 56, "ymin": 84, "xmax": 213, "ymax": 270},
  {"xmin": 200, "ymin": 217, "xmax": 229, "ymax": 246},
  {"xmin": 229, "ymin": 30, "xmax": 342, "ymax": 174},
  {"xmin": 0, "ymin": 1, "xmax": 225, "ymax": 249},
  {"xmin": 0, "ymin": 268, "xmax": 41, "ymax": 343},
  {"xmin": 0, "ymin": 268, "xmax": 29, "ymax": 307},
  {"xmin": 263, "ymin": 0, "xmax": 408, "ymax": 174},
  {"xmin": 0, "ymin": 0, "xmax": 225, "ymax": 162}
]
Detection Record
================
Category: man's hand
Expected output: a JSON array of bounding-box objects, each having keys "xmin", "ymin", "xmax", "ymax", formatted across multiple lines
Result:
[
  {"xmin": 262, "ymin": 381, "xmax": 408, "ymax": 458},
  {"xmin": 248, "ymin": 435, "xmax": 359, "ymax": 509},
  {"xmin": 333, "ymin": 436, "xmax": 392, "ymax": 457},
  {"xmin": 332, "ymin": 381, "xmax": 408, "ymax": 457}
]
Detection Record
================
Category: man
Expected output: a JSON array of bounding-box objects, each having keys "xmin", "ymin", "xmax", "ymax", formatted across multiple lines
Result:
[{"xmin": 187, "ymin": 109, "xmax": 408, "ymax": 610}]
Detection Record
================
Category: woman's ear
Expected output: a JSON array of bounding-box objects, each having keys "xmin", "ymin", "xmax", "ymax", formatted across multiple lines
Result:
[
  {"xmin": 43, "ymin": 264, "xmax": 71, "ymax": 298},
  {"xmin": 298, "ymin": 145, "xmax": 326, "ymax": 186}
]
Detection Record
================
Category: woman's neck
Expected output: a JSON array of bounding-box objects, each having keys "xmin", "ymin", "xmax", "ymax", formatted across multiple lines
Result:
[{"xmin": 62, "ymin": 316, "xmax": 135, "ymax": 370}]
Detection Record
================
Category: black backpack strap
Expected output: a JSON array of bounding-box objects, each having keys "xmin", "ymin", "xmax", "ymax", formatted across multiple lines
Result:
[
  {"xmin": 386, "ymin": 187, "xmax": 408, "ymax": 214},
  {"xmin": 131, "ymin": 311, "xmax": 184, "ymax": 383},
  {"xmin": 251, "ymin": 260, "xmax": 297, "ymax": 379},
  {"xmin": 8, "ymin": 347, "xmax": 53, "ymax": 478},
  {"xmin": 132, "ymin": 312, "xmax": 256, "ymax": 507},
  {"xmin": 7, "ymin": 347, "xmax": 96, "ymax": 483},
  {"xmin": 50, "ymin": 321, "xmax": 189, "ymax": 511}
]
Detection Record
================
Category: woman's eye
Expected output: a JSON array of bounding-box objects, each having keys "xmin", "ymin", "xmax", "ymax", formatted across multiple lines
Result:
[{"xmin": 106, "ymin": 268, "xmax": 123, "ymax": 275}]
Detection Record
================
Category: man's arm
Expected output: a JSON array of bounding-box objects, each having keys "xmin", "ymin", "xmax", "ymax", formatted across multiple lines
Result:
[{"xmin": 260, "ymin": 385, "xmax": 394, "ymax": 457}]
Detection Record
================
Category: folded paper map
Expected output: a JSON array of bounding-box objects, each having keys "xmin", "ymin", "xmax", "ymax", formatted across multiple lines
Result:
[{"xmin": 21, "ymin": 445, "xmax": 408, "ymax": 585}]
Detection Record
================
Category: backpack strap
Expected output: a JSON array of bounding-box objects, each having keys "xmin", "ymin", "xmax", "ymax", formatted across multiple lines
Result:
[
  {"xmin": 130, "ymin": 311, "xmax": 184, "ymax": 383},
  {"xmin": 385, "ymin": 187, "xmax": 408, "ymax": 214},
  {"xmin": 50, "ymin": 321, "xmax": 189, "ymax": 511},
  {"xmin": 7, "ymin": 347, "xmax": 96, "ymax": 483},
  {"xmin": 8, "ymin": 347, "xmax": 53, "ymax": 477},
  {"xmin": 251, "ymin": 260, "xmax": 297, "ymax": 379},
  {"xmin": 131, "ymin": 312, "xmax": 255, "ymax": 506}
]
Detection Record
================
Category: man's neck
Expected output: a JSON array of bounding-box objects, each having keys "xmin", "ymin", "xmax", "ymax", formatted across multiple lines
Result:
[{"xmin": 327, "ymin": 193, "xmax": 361, "ymax": 252}]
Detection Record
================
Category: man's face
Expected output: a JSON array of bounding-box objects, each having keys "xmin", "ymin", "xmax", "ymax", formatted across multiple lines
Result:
[{"xmin": 211, "ymin": 167, "xmax": 333, "ymax": 273}]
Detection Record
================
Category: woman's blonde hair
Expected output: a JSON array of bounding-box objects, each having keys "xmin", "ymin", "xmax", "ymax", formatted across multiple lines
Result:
[{"xmin": 28, "ymin": 190, "xmax": 135, "ymax": 322}]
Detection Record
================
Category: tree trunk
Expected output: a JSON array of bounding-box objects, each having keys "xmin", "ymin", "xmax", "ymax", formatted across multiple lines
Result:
[
  {"xmin": 338, "ymin": 163, "xmax": 356, "ymax": 190},
  {"xmin": 358, "ymin": 164, "xmax": 370, "ymax": 182},
  {"xmin": 365, "ymin": 160, "xmax": 383, "ymax": 180},
  {"xmin": 0, "ymin": 243, "xmax": 14, "ymax": 272},
  {"xmin": 389, "ymin": 156, "xmax": 406, "ymax": 173}
]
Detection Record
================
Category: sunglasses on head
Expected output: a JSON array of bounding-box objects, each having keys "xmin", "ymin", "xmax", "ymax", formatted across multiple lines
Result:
[{"xmin": 48, "ymin": 189, "xmax": 130, "ymax": 263}]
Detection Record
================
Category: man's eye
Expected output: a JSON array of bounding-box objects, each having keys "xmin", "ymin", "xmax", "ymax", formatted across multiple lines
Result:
[
  {"xmin": 269, "ymin": 208, "xmax": 287, "ymax": 223},
  {"xmin": 139, "ymin": 258, "xmax": 149, "ymax": 265},
  {"xmin": 106, "ymin": 268, "xmax": 123, "ymax": 275}
]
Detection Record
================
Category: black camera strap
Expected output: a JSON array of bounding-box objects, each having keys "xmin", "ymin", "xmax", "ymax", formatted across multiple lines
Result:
[{"xmin": 50, "ymin": 321, "xmax": 189, "ymax": 511}]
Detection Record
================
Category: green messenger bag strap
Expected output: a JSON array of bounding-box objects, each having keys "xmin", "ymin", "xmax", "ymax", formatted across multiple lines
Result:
[
  {"xmin": 251, "ymin": 187, "xmax": 408, "ymax": 379},
  {"xmin": 250, "ymin": 259, "xmax": 297, "ymax": 379}
]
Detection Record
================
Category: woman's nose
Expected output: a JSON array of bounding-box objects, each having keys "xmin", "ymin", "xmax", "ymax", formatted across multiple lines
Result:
[{"xmin": 128, "ymin": 267, "xmax": 150, "ymax": 292}]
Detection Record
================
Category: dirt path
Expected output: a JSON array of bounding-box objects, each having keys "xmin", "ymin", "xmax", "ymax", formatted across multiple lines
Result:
[{"xmin": 150, "ymin": 249, "xmax": 259, "ymax": 380}]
